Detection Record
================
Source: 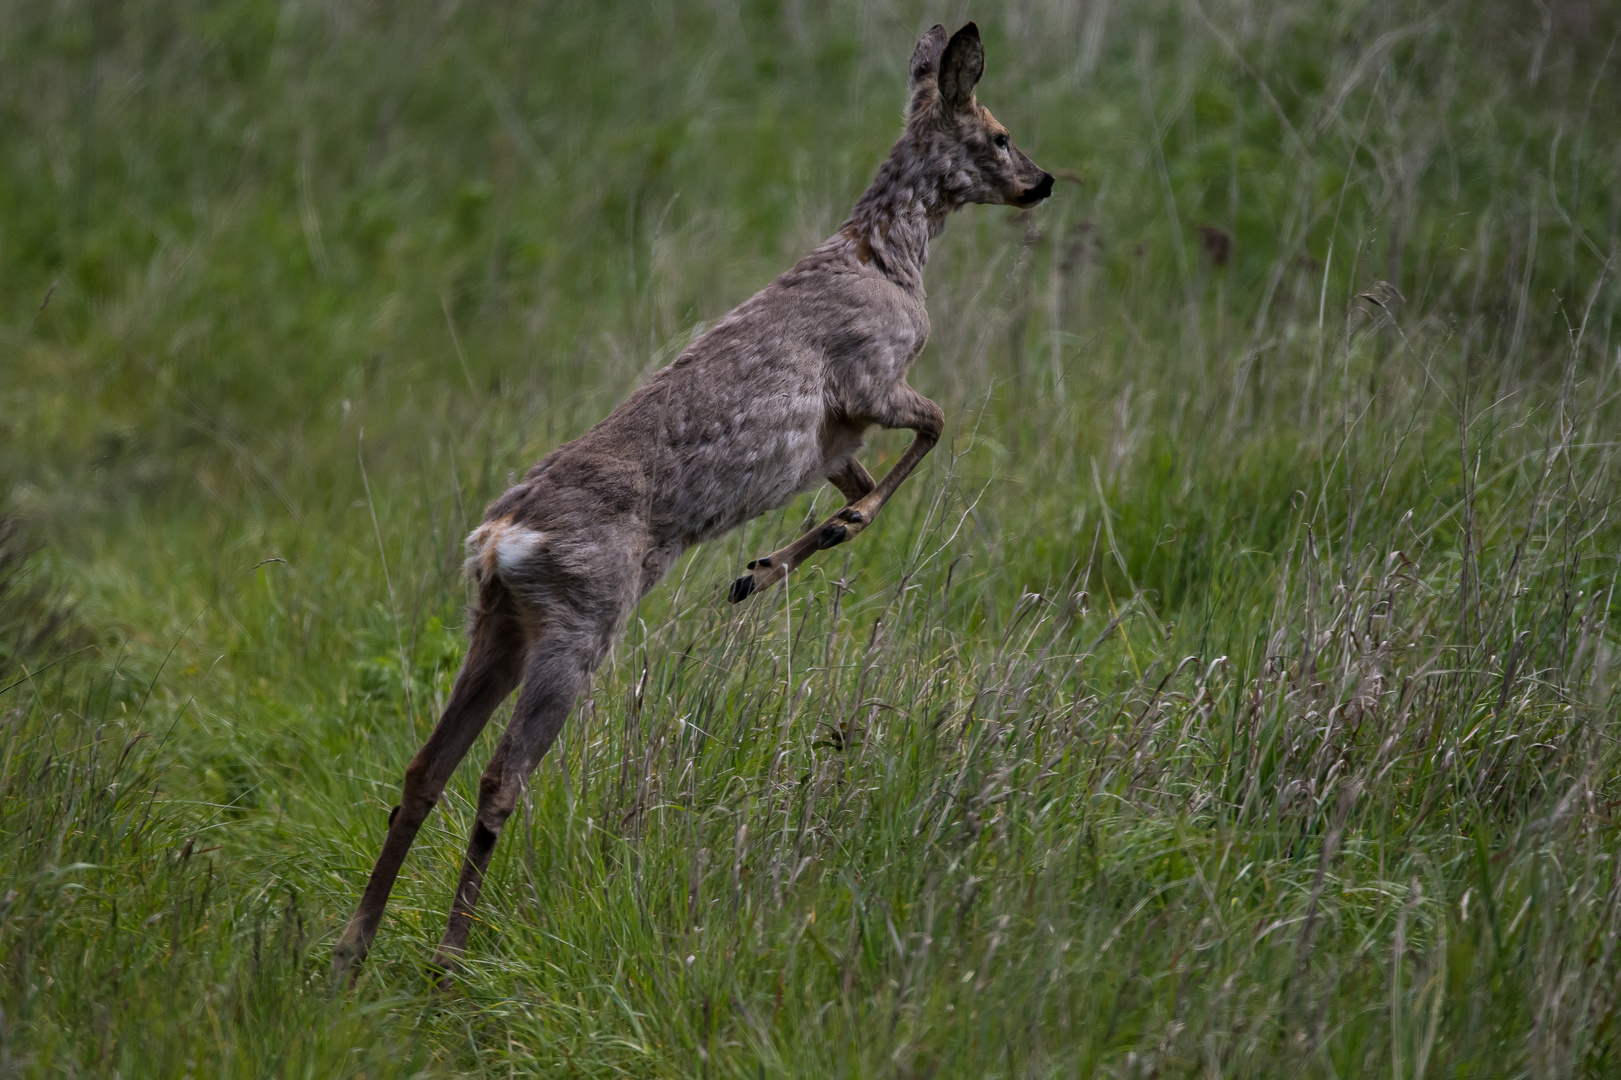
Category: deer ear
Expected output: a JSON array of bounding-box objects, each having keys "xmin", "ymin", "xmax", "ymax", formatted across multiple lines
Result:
[
  {"xmin": 938, "ymin": 22, "xmax": 984, "ymax": 112},
  {"xmin": 908, "ymin": 23, "xmax": 949, "ymax": 92}
]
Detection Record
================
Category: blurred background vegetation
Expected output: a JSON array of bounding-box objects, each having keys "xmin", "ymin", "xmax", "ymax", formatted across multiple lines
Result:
[{"xmin": 3, "ymin": 1, "xmax": 1620, "ymax": 1076}]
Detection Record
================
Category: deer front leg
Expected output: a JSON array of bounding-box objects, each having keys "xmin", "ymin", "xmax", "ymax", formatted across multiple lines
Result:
[
  {"xmin": 826, "ymin": 457, "xmax": 878, "ymax": 503},
  {"xmin": 729, "ymin": 388, "xmax": 941, "ymax": 602},
  {"xmin": 728, "ymin": 460, "xmax": 876, "ymax": 602},
  {"xmin": 817, "ymin": 386, "xmax": 943, "ymax": 549}
]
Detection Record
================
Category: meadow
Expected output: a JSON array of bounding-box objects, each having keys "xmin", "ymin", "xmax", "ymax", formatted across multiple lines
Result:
[{"xmin": 3, "ymin": 0, "xmax": 1621, "ymax": 1075}]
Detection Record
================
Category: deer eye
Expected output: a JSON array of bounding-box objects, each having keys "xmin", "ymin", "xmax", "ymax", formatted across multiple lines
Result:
[{"xmin": 993, "ymin": 133, "xmax": 1010, "ymax": 152}]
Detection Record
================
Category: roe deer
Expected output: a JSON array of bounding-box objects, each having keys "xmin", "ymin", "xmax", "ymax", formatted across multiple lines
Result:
[{"xmin": 333, "ymin": 20, "xmax": 1052, "ymax": 982}]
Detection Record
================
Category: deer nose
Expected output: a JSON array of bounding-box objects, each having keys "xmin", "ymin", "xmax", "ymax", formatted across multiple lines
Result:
[{"xmin": 1024, "ymin": 172, "xmax": 1055, "ymax": 203}]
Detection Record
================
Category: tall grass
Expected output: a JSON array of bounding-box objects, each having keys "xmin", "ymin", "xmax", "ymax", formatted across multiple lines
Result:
[{"xmin": 3, "ymin": 0, "xmax": 1620, "ymax": 1075}]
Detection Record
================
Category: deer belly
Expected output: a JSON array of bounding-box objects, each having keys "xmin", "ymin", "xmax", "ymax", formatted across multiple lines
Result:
[
  {"xmin": 665, "ymin": 410, "xmax": 827, "ymax": 543},
  {"xmin": 737, "ymin": 423, "xmax": 826, "ymax": 513}
]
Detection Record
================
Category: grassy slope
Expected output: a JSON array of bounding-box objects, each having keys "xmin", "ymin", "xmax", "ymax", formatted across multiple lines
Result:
[{"xmin": 3, "ymin": 0, "xmax": 1621, "ymax": 1075}]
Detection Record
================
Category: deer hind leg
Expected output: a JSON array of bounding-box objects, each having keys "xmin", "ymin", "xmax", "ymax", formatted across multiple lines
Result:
[
  {"xmin": 429, "ymin": 620, "xmax": 600, "ymax": 979},
  {"xmin": 332, "ymin": 592, "xmax": 526, "ymax": 977},
  {"xmin": 729, "ymin": 388, "xmax": 941, "ymax": 603}
]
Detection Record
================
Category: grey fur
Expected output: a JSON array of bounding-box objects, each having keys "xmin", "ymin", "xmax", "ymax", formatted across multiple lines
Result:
[{"xmin": 332, "ymin": 20, "xmax": 1052, "ymax": 982}]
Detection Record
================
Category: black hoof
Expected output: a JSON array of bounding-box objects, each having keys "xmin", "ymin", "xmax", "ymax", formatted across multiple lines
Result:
[
  {"xmin": 728, "ymin": 574, "xmax": 757, "ymax": 603},
  {"xmin": 331, "ymin": 946, "xmax": 362, "ymax": 979},
  {"xmin": 818, "ymin": 523, "xmax": 849, "ymax": 549},
  {"xmin": 425, "ymin": 958, "xmax": 457, "ymax": 992}
]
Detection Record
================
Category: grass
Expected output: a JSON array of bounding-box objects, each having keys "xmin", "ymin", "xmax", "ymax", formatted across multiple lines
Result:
[{"xmin": 3, "ymin": 0, "xmax": 1621, "ymax": 1075}]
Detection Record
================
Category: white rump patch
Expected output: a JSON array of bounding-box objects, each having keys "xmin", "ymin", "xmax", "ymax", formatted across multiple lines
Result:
[{"xmin": 465, "ymin": 518, "xmax": 545, "ymax": 584}]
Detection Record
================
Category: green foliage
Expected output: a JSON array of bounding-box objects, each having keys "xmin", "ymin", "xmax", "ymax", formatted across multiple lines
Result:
[{"xmin": 4, "ymin": 0, "xmax": 1621, "ymax": 1076}]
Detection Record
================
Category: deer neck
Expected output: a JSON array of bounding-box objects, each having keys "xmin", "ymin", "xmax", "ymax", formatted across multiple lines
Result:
[{"xmin": 842, "ymin": 143, "xmax": 950, "ymax": 293}]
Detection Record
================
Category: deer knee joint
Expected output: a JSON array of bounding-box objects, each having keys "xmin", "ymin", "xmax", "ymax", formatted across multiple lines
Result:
[
  {"xmin": 917, "ymin": 403, "xmax": 945, "ymax": 442},
  {"xmin": 469, "ymin": 819, "xmax": 501, "ymax": 858},
  {"xmin": 396, "ymin": 762, "xmax": 444, "ymax": 825},
  {"xmin": 475, "ymin": 774, "xmax": 522, "ymax": 831}
]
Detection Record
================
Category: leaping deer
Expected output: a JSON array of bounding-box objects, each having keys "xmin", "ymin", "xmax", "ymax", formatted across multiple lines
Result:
[{"xmin": 333, "ymin": 21, "xmax": 1053, "ymax": 982}]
